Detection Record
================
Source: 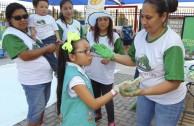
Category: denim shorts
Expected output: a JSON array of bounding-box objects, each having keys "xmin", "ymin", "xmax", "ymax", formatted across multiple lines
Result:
[
  {"xmin": 136, "ymin": 95, "xmax": 185, "ymax": 126},
  {"xmin": 41, "ymin": 35, "xmax": 56, "ymax": 46},
  {"xmin": 22, "ymin": 82, "xmax": 51, "ymax": 124}
]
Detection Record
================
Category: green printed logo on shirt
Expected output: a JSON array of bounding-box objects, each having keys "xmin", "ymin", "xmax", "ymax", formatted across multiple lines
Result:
[
  {"xmin": 36, "ymin": 20, "xmax": 46, "ymax": 25},
  {"xmin": 136, "ymin": 55, "xmax": 153, "ymax": 72}
]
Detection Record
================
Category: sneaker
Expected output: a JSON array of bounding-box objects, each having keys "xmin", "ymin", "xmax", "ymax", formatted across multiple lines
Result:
[
  {"xmin": 108, "ymin": 122, "xmax": 116, "ymax": 126},
  {"xmin": 94, "ymin": 113, "xmax": 102, "ymax": 122}
]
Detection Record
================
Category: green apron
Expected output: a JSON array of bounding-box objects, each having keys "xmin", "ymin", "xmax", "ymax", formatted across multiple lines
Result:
[{"xmin": 61, "ymin": 66, "xmax": 96, "ymax": 126}]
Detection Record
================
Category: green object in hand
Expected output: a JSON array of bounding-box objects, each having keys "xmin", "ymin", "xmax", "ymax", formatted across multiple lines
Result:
[
  {"xmin": 119, "ymin": 87, "xmax": 139, "ymax": 97},
  {"xmin": 92, "ymin": 43, "xmax": 114, "ymax": 58}
]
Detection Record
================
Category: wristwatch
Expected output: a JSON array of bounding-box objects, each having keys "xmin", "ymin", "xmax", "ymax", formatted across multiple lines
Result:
[{"xmin": 111, "ymin": 89, "xmax": 118, "ymax": 96}]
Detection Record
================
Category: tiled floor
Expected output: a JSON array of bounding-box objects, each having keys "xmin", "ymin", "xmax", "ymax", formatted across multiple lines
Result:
[
  {"xmin": 178, "ymin": 83, "xmax": 194, "ymax": 126},
  {"xmin": 15, "ymin": 73, "xmax": 194, "ymax": 126}
]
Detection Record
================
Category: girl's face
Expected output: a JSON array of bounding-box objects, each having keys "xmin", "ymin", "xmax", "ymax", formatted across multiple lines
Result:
[
  {"xmin": 124, "ymin": 19, "xmax": 129, "ymax": 26},
  {"xmin": 35, "ymin": 1, "xmax": 49, "ymax": 16},
  {"xmin": 141, "ymin": 3, "xmax": 166, "ymax": 34},
  {"xmin": 97, "ymin": 16, "xmax": 110, "ymax": 31},
  {"xmin": 60, "ymin": 1, "xmax": 74, "ymax": 20},
  {"xmin": 73, "ymin": 40, "xmax": 93, "ymax": 66},
  {"xmin": 10, "ymin": 9, "xmax": 29, "ymax": 32}
]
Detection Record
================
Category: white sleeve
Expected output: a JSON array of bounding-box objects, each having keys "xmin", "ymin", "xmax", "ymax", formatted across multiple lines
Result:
[
  {"xmin": 28, "ymin": 14, "xmax": 35, "ymax": 27},
  {"xmin": 50, "ymin": 16, "xmax": 58, "ymax": 31},
  {"xmin": 68, "ymin": 76, "xmax": 85, "ymax": 98}
]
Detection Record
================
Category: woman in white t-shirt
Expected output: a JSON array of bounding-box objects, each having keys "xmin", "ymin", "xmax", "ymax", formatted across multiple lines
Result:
[
  {"xmin": 2, "ymin": 3, "xmax": 56, "ymax": 126},
  {"xmin": 85, "ymin": 10, "xmax": 124, "ymax": 126},
  {"xmin": 93, "ymin": 0, "xmax": 186, "ymax": 126}
]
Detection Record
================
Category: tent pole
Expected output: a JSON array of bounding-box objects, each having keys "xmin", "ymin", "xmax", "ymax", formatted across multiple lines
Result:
[{"xmin": 52, "ymin": 5, "xmax": 54, "ymax": 18}]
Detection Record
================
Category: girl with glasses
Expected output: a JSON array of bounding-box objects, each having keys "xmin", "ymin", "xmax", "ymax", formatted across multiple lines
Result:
[
  {"xmin": 2, "ymin": 2, "xmax": 56, "ymax": 126},
  {"xmin": 57, "ymin": 32, "xmax": 118, "ymax": 126}
]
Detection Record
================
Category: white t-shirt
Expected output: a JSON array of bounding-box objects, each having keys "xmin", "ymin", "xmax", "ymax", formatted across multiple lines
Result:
[
  {"xmin": 2, "ymin": 27, "xmax": 53, "ymax": 85},
  {"xmin": 85, "ymin": 31, "xmax": 120, "ymax": 84},
  {"xmin": 134, "ymin": 26, "xmax": 186, "ymax": 104},
  {"xmin": 29, "ymin": 14, "xmax": 58, "ymax": 39}
]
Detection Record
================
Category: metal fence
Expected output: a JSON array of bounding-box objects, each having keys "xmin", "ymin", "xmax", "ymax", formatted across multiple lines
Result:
[
  {"xmin": 1, "ymin": 1, "xmax": 194, "ymax": 58},
  {"xmin": 0, "ymin": 1, "xmax": 194, "ymax": 35}
]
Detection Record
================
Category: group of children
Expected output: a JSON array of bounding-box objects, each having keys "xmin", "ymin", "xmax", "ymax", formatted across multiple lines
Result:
[{"xmin": 29, "ymin": 0, "xmax": 124, "ymax": 126}]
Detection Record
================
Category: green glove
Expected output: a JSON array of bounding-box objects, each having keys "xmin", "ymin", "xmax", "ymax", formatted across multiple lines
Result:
[
  {"xmin": 92, "ymin": 43, "xmax": 114, "ymax": 58},
  {"xmin": 114, "ymin": 77, "xmax": 142, "ymax": 92},
  {"xmin": 119, "ymin": 87, "xmax": 140, "ymax": 97},
  {"xmin": 114, "ymin": 77, "xmax": 142, "ymax": 97}
]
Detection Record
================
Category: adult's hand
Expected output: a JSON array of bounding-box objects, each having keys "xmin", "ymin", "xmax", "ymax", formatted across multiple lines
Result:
[
  {"xmin": 119, "ymin": 87, "xmax": 141, "ymax": 97},
  {"xmin": 45, "ymin": 43, "xmax": 56, "ymax": 53},
  {"xmin": 92, "ymin": 43, "xmax": 114, "ymax": 59}
]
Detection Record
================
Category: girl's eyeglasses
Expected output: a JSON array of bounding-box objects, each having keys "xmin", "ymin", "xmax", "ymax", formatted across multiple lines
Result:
[
  {"xmin": 11, "ymin": 14, "xmax": 29, "ymax": 21},
  {"xmin": 73, "ymin": 49, "xmax": 93, "ymax": 55}
]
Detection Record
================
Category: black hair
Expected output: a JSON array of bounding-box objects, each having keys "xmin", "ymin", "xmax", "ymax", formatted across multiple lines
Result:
[
  {"xmin": 59, "ymin": 0, "xmax": 73, "ymax": 28},
  {"xmin": 57, "ymin": 38, "xmax": 85, "ymax": 115},
  {"xmin": 94, "ymin": 17, "xmax": 114, "ymax": 45},
  {"xmin": 32, "ymin": 0, "xmax": 49, "ymax": 7},
  {"xmin": 5, "ymin": 3, "xmax": 27, "ymax": 25},
  {"xmin": 144, "ymin": 0, "xmax": 178, "ymax": 16}
]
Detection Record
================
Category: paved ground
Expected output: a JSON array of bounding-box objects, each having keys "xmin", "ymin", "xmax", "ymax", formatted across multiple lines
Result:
[
  {"xmin": 1, "ymin": 57, "xmax": 194, "ymax": 126},
  {"xmin": 14, "ymin": 73, "xmax": 194, "ymax": 126},
  {"xmin": 14, "ymin": 73, "xmax": 137, "ymax": 126}
]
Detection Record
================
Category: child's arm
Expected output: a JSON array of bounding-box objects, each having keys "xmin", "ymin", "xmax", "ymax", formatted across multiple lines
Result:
[
  {"xmin": 54, "ymin": 30, "xmax": 61, "ymax": 44},
  {"xmin": 54, "ymin": 30, "xmax": 62, "ymax": 57},
  {"xmin": 30, "ymin": 27, "xmax": 36, "ymax": 40},
  {"xmin": 73, "ymin": 84, "xmax": 117, "ymax": 110}
]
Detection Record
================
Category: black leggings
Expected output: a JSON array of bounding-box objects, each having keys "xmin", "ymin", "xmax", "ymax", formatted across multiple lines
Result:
[{"xmin": 91, "ymin": 79, "xmax": 114, "ymax": 123}]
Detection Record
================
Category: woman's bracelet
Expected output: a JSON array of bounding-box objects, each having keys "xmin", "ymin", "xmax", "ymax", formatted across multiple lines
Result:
[{"xmin": 111, "ymin": 53, "xmax": 118, "ymax": 61}]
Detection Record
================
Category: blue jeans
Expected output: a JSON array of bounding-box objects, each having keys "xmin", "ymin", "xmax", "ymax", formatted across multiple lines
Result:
[
  {"xmin": 136, "ymin": 96, "xmax": 185, "ymax": 126},
  {"xmin": 41, "ymin": 35, "xmax": 57, "ymax": 71},
  {"xmin": 22, "ymin": 82, "xmax": 51, "ymax": 124}
]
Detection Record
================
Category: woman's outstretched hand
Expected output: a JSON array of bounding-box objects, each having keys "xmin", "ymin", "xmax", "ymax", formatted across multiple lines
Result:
[
  {"xmin": 92, "ymin": 43, "xmax": 114, "ymax": 59},
  {"xmin": 119, "ymin": 87, "xmax": 141, "ymax": 97},
  {"xmin": 113, "ymin": 77, "xmax": 142, "ymax": 97}
]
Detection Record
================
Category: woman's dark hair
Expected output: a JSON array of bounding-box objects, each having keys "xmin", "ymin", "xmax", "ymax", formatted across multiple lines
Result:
[
  {"xmin": 94, "ymin": 17, "xmax": 114, "ymax": 45},
  {"xmin": 59, "ymin": 0, "xmax": 73, "ymax": 28},
  {"xmin": 144, "ymin": 0, "xmax": 178, "ymax": 16},
  {"xmin": 32, "ymin": 0, "xmax": 49, "ymax": 7},
  {"xmin": 5, "ymin": 3, "xmax": 27, "ymax": 25},
  {"xmin": 57, "ymin": 39, "xmax": 83, "ymax": 115}
]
